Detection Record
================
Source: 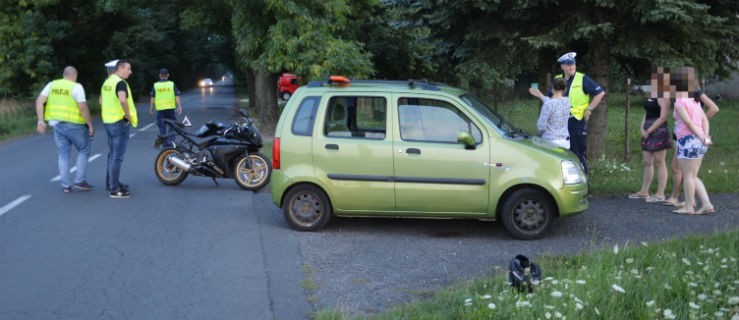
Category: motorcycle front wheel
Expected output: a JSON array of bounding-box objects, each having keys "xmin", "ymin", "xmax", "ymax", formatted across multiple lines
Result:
[
  {"xmin": 155, "ymin": 148, "xmax": 189, "ymax": 185},
  {"xmin": 234, "ymin": 152, "xmax": 272, "ymax": 191}
]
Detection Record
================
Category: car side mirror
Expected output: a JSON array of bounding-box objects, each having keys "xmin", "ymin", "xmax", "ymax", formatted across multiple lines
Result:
[{"xmin": 457, "ymin": 131, "xmax": 476, "ymax": 150}]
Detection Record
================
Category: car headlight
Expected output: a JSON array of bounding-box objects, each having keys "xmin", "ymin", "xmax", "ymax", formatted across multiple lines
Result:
[{"xmin": 561, "ymin": 160, "xmax": 585, "ymax": 185}]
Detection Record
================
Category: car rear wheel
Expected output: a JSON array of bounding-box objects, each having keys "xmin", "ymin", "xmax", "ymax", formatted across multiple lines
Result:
[
  {"xmin": 500, "ymin": 189, "xmax": 555, "ymax": 240},
  {"xmin": 283, "ymin": 184, "xmax": 332, "ymax": 231}
]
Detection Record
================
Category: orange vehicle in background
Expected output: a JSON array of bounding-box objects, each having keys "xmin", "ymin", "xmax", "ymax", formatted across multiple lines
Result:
[{"xmin": 278, "ymin": 73, "xmax": 301, "ymax": 101}]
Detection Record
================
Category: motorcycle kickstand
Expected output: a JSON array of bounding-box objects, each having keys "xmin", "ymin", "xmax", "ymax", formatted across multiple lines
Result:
[{"xmin": 211, "ymin": 177, "xmax": 219, "ymax": 186}]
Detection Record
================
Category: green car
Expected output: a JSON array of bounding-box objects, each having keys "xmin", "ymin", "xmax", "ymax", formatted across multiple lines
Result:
[{"xmin": 270, "ymin": 78, "xmax": 588, "ymax": 239}]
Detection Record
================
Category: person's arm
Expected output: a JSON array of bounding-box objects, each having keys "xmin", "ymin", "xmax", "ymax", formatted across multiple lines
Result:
[
  {"xmin": 675, "ymin": 105, "xmax": 709, "ymax": 145},
  {"xmin": 639, "ymin": 114, "xmax": 647, "ymax": 139},
  {"xmin": 35, "ymin": 94, "xmax": 47, "ymax": 133},
  {"xmin": 78, "ymin": 102, "xmax": 94, "ymax": 137},
  {"xmin": 528, "ymin": 87, "xmax": 545, "ymax": 102},
  {"xmin": 150, "ymin": 97, "xmax": 156, "ymax": 115},
  {"xmin": 699, "ymin": 93, "xmax": 719, "ymax": 120},
  {"xmin": 583, "ymin": 91, "xmax": 605, "ymax": 121},
  {"xmin": 176, "ymin": 96, "xmax": 182, "ymax": 114},
  {"xmin": 536, "ymin": 102, "xmax": 550, "ymax": 136},
  {"xmin": 644, "ymin": 98, "xmax": 670, "ymax": 138},
  {"xmin": 117, "ymin": 88, "xmax": 131, "ymax": 122}
]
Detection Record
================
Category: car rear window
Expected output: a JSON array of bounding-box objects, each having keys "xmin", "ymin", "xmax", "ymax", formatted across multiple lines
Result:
[{"xmin": 291, "ymin": 96, "xmax": 320, "ymax": 136}]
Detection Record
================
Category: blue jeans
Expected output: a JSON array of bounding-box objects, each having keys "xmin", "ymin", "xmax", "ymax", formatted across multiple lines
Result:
[
  {"xmin": 568, "ymin": 117, "xmax": 589, "ymax": 174},
  {"xmin": 53, "ymin": 122, "xmax": 91, "ymax": 187},
  {"xmin": 105, "ymin": 121, "xmax": 131, "ymax": 191},
  {"xmin": 156, "ymin": 109, "xmax": 176, "ymax": 147}
]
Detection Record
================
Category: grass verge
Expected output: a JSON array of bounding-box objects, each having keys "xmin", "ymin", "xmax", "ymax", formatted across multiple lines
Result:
[
  {"xmin": 0, "ymin": 98, "xmax": 36, "ymax": 141},
  {"xmin": 315, "ymin": 229, "xmax": 739, "ymax": 320}
]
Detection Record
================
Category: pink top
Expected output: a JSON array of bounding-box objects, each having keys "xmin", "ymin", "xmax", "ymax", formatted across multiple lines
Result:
[{"xmin": 673, "ymin": 98, "xmax": 704, "ymax": 139}]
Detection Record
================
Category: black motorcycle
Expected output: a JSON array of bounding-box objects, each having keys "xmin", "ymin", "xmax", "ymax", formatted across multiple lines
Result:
[{"xmin": 154, "ymin": 109, "xmax": 271, "ymax": 191}]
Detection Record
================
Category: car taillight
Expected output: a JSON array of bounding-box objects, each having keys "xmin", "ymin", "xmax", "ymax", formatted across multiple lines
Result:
[{"xmin": 272, "ymin": 138, "xmax": 280, "ymax": 170}]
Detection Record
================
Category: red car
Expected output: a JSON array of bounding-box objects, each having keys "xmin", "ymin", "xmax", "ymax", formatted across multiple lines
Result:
[{"xmin": 278, "ymin": 73, "xmax": 300, "ymax": 100}]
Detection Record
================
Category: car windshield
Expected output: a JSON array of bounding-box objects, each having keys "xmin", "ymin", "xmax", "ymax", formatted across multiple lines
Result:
[{"xmin": 459, "ymin": 94, "xmax": 519, "ymax": 135}]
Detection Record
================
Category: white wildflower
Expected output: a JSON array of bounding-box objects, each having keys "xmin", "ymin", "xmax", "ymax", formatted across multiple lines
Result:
[
  {"xmin": 664, "ymin": 283, "xmax": 672, "ymax": 290},
  {"xmin": 544, "ymin": 277, "xmax": 554, "ymax": 281},
  {"xmin": 714, "ymin": 311, "xmax": 724, "ymax": 317},
  {"xmin": 551, "ymin": 291, "xmax": 563, "ymax": 298},
  {"xmin": 682, "ymin": 258, "xmax": 691, "ymax": 266},
  {"xmin": 482, "ymin": 294, "xmax": 491, "ymax": 299},
  {"xmin": 575, "ymin": 302, "xmax": 583, "ymax": 310},
  {"xmin": 728, "ymin": 296, "xmax": 739, "ymax": 305},
  {"xmin": 544, "ymin": 305, "xmax": 555, "ymax": 309},
  {"xmin": 646, "ymin": 300, "xmax": 656, "ymax": 307},
  {"xmin": 688, "ymin": 282, "xmax": 698, "ymax": 287},
  {"xmin": 487, "ymin": 302, "xmax": 496, "ymax": 310},
  {"xmin": 576, "ymin": 280, "xmax": 586, "ymax": 285},
  {"xmin": 613, "ymin": 244, "xmax": 619, "ymax": 254},
  {"xmin": 464, "ymin": 298, "xmax": 472, "ymax": 306},
  {"xmin": 545, "ymin": 312, "xmax": 552, "ymax": 319},
  {"xmin": 689, "ymin": 302, "xmax": 700, "ymax": 309},
  {"xmin": 516, "ymin": 300, "xmax": 531, "ymax": 308},
  {"xmin": 641, "ymin": 241, "xmax": 648, "ymax": 246},
  {"xmin": 555, "ymin": 311, "xmax": 563, "ymax": 318},
  {"xmin": 625, "ymin": 258, "xmax": 634, "ymax": 264},
  {"xmin": 594, "ymin": 307, "xmax": 600, "ymax": 315},
  {"xmin": 663, "ymin": 309, "xmax": 676, "ymax": 319},
  {"xmin": 698, "ymin": 294, "xmax": 708, "ymax": 301},
  {"xmin": 612, "ymin": 284, "xmax": 626, "ymax": 293}
]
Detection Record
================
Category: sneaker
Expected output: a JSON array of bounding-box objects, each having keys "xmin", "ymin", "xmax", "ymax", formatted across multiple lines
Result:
[
  {"xmin": 109, "ymin": 187, "xmax": 131, "ymax": 199},
  {"xmin": 73, "ymin": 181, "xmax": 94, "ymax": 191},
  {"xmin": 63, "ymin": 186, "xmax": 72, "ymax": 193}
]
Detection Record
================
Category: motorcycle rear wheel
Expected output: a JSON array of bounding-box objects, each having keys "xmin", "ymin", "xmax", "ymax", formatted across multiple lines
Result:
[
  {"xmin": 234, "ymin": 152, "xmax": 271, "ymax": 191},
  {"xmin": 155, "ymin": 148, "xmax": 189, "ymax": 185}
]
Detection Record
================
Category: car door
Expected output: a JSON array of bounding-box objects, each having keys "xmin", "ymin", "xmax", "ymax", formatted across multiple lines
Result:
[
  {"xmin": 312, "ymin": 94, "xmax": 396, "ymax": 212},
  {"xmin": 392, "ymin": 94, "xmax": 490, "ymax": 215}
]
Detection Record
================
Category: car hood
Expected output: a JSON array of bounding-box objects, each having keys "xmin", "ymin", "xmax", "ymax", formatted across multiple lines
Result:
[{"xmin": 512, "ymin": 135, "xmax": 579, "ymax": 162}]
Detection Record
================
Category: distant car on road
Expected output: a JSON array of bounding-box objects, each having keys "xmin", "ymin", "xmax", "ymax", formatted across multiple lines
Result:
[
  {"xmin": 199, "ymin": 78, "xmax": 214, "ymax": 87},
  {"xmin": 278, "ymin": 73, "xmax": 300, "ymax": 101}
]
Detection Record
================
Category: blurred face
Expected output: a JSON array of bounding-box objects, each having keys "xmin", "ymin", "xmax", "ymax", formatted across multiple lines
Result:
[
  {"xmin": 560, "ymin": 63, "xmax": 576, "ymax": 77},
  {"xmin": 116, "ymin": 63, "xmax": 132, "ymax": 80}
]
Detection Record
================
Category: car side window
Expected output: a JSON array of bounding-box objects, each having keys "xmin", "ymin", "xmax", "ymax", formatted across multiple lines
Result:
[
  {"xmin": 324, "ymin": 96, "xmax": 386, "ymax": 139},
  {"xmin": 291, "ymin": 96, "xmax": 320, "ymax": 136},
  {"xmin": 398, "ymin": 98, "xmax": 482, "ymax": 143}
]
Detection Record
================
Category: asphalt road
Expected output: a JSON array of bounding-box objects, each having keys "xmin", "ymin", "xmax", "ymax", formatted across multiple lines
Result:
[{"xmin": 1, "ymin": 80, "xmax": 737, "ymax": 319}]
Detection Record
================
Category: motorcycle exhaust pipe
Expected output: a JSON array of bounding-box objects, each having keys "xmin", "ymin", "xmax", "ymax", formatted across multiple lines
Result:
[{"xmin": 167, "ymin": 155, "xmax": 192, "ymax": 172}]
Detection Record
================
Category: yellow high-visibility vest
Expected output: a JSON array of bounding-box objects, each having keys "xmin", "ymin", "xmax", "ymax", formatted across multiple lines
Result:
[
  {"xmin": 44, "ymin": 79, "xmax": 85, "ymax": 124},
  {"xmin": 153, "ymin": 81, "xmax": 176, "ymax": 110},
  {"xmin": 101, "ymin": 74, "xmax": 138, "ymax": 127},
  {"xmin": 556, "ymin": 72, "xmax": 589, "ymax": 120}
]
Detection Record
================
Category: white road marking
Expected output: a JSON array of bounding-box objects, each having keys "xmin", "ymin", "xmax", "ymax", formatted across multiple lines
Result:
[
  {"xmin": 0, "ymin": 195, "xmax": 31, "ymax": 217},
  {"xmin": 50, "ymin": 153, "xmax": 102, "ymax": 182},
  {"xmin": 129, "ymin": 133, "xmax": 136, "ymax": 138},
  {"xmin": 139, "ymin": 122, "xmax": 155, "ymax": 131}
]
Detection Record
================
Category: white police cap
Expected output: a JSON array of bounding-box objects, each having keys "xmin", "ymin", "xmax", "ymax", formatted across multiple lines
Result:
[
  {"xmin": 104, "ymin": 59, "xmax": 119, "ymax": 69},
  {"xmin": 557, "ymin": 52, "xmax": 577, "ymax": 64}
]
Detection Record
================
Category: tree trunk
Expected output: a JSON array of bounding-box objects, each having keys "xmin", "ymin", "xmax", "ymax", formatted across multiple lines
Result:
[
  {"xmin": 587, "ymin": 41, "xmax": 610, "ymax": 161},
  {"xmin": 252, "ymin": 69, "xmax": 279, "ymax": 138}
]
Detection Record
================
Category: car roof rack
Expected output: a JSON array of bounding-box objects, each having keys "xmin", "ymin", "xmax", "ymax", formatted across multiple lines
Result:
[{"xmin": 306, "ymin": 78, "xmax": 443, "ymax": 91}]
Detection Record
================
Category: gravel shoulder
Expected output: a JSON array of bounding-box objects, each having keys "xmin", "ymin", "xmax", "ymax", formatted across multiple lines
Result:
[{"xmin": 295, "ymin": 193, "xmax": 739, "ymax": 315}]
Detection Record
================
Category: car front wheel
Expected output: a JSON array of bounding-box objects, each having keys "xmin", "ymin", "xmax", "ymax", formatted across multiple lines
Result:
[{"xmin": 500, "ymin": 189, "xmax": 555, "ymax": 240}]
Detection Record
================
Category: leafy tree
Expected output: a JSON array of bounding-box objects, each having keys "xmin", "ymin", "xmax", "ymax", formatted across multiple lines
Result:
[
  {"xmin": 417, "ymin": 0, "xmax": 739, "ymax": 159},
  {"xmin": 229, "ymin": 0, "xmax": 375, "ymax": 134}
]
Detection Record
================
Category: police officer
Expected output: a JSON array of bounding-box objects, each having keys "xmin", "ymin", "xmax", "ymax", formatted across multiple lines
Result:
[
  {"xmin": 149, "ymin": 68, "xmax": 183, "ymax": 148},
  {"xmin": 555, "ymin": 52, "xmax": 605, "ymax": 174},
  {"xmin": 101, "ymin": 59, "xmax": 138, "ymax": 198},
  {"xmin": 35, "ymin": 66, "xmax": 95, "ymax": 193}
]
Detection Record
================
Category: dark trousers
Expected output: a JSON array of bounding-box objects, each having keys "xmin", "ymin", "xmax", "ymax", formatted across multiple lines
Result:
[
  {"xmin": 156, "ymin": 109, "xmax": 177, "ymax": 146},
  {"xmin": 568, "ymin": 117, "xmax": 589, "ymax": 174}
]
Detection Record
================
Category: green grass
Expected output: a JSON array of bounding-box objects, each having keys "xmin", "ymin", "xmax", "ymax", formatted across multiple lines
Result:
[
  {"xmin": 315, "ymin": 230, "xmax": 739, "ymax": 320},
  {"xmin": 494, "ymin": 93, "xmax": 739, "ymax": 195},
  {"xmin": 0, "ymin": 98, "xmax": 37, "ymax": 141}
]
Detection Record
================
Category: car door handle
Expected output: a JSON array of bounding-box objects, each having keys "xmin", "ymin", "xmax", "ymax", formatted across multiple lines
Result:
[
  {"xmin": 325, "ymin": 144, "xmax": 339, "ymax": 150},
  {"xmin": 406, "ymin": 148, "xmax": 421, "ymax": 155}
]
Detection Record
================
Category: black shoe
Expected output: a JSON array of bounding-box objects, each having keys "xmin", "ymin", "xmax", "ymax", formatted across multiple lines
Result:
[
  {"xmin": 154, "ymin": 136, "xmax": 163, "ymax": 149},
  {"xmin": 109, "ymin": 187, "xmax": 131, "ymax": 199},
  {"xmin": 63, "ymin": 186, "xmax": 72, "ymax": 193},
  {"xmin": 73, "ymin": 181, "xmax": 94, "ymax": 191}
]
